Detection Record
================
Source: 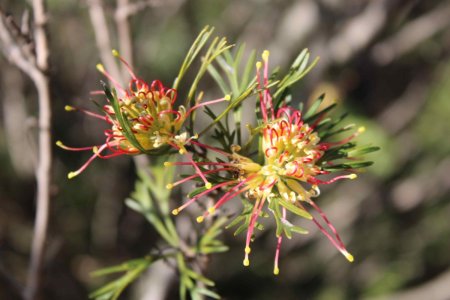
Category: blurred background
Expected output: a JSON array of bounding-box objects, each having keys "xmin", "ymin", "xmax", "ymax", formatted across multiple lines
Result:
[{"xmin": 1, "ymin": 0, "xmax": 450, "ymax": 299}]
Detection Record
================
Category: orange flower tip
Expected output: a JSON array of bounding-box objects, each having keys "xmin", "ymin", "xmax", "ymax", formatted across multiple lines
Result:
[
  {"xmin": 243, "ymin": 258, "xmax": 250, "ymax": 267},
  {"xmin": 244, "ymin": 246, "xmax": 251, "ymax": 254},
  {"xmin": 196, "ymin": 216, "xmax": 204, "ymax": 223},
  {"xmin": 343, "ymin": 251, "xmax": 354, "ymax": 262},
  {"xmin": 67, "ymin": 171, "xmax": 78, "ymax": 179},
  {"xmin": 207, "ymin": 207, "xmax": 216, "ymax": 214},
  {"xmin": 358, "ymin": 126, "xmax": 366, "ymax": 133},
  {"xmin": 349, "ymin": 174, "xmax": 357, "ymax": 180},
  {"xmin": 64, "ymin": 105, "xmax": 75, "ymax": 111},
  {"xmin": 273, "ymin": 267, "xmax": 280, "ymax": 275},
  {"xmin": 205, "ymin": 182, "xmax": 212, "ymax": 189},
  {"xmin": 112, "ymin": 49, "xmax": 119, "ymax": 57},
  {"xmin": 171, "ymin": 208, "xmax": 179, "ymax": 215},
  {"xmin": 256, "ymin": 61, "xmax": 262, "ymax": 69},
  {"xmin": 224, "ymin": 94, "xmax": 231, "ymax": 101},
  {"xmin": 262, "ymin": 50, "xmax": 270, "ymax": 61},
  {"xmin": 164, "ymin": 162, "xmax": 172, "ymax": 167},
  {"xmin": 96, "ymin": 63, "xmax": 105, "ymax": 73}
]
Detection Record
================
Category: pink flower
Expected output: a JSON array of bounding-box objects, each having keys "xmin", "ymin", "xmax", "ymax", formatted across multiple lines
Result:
[
  {"xmin": 58, "ymin": 52, "xmax": 187, "ymax": 178},
  {"xmin": 166, "ymin": 50, "xmax": 376, "ymax": 274},
  {"xmin": 58, "ymin": 51, "xmax": 231, "ymax": 179}
]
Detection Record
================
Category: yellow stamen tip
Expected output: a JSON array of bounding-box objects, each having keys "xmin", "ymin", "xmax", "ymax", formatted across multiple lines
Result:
[
  {"xmin": 273, "ymin": 267, "xmax": 280, "ymax": 275},
  {"xmin": 256, "ymin": 61, "xmax": 262, "ymax": 69},
  {"xmin": 244, "ymin": 246, "xmax": 251, "ymax": 254},
  {"xmin": 166, "ymin": 183, "xmax": 173, "ymax": 190},
  {"xmin": 172, "ymin": 209, "xmax": 179, "ymax": 215},
  {"xmin": 230, "ymin": 144, "xmax": 241, "ymax": 152},
  {"xmin": 349, "ymin": 174, "xmax": 357, "ymax": 180},
  {"xmin": 262, "ymin": 50, "xmax": 270, "ymax": 61},
  {"xmin": 208, "ymin": 207, "xmax": 216, "ymax": 214},
  {"xmin": 56, "ymin": 141, "xmax": 63, "ymax": 147},
  {"xmin": 358, "ymin": 126, "xmax": 366, "ymax": 133},
  {"xmin": 224, "ymin": 95, "xmax": 231, "ymax": 101},
  {"xmin": 64, "ymin": 105, "xmax": 75, "ymax": 111},
  {"xmin": 243, "ymin": 258, "xmax": 250, "ymax": 267},
  {"xmin": 92, "ymin": 146, "xmax": 99, "ymax": 154},
  {"xmin": 96, "ymin": 63, "xmax": 105, "ymax": 73},
  {"xmin": 112, "ymin": 49, "xmax": 119, "ymax": 57},
  {"xmin": 67, "ymin": 172, "xmax": 77, "ymax": 179},
  {"xmin": 164, "ymin": 162, "xmax": 172, "ymax": 167},
  {"xmin": 196, "ymin": 216, "xmax": 204, "ymax": 223},
  {"xmin": 179, "ymin": 149, "xmax": 186, "ymax": 154},
  {"xmin": 205, "ymin": 182, "xmax": 212, "ymax": 189},
  {"xmin": 344, "ymin": 251, "xmax": 354, "ymax": 262},
  {"xmin": 193, "ymin": 133, "xmax": 199, "ymax": 139}
]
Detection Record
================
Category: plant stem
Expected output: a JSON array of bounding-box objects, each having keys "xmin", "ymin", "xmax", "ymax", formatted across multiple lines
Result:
[{"xmin": 25, "ymin": 0, "xmax": 52, "ymax": 299}]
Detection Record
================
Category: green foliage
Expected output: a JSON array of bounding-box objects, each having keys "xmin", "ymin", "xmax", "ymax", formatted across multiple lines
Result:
[
  {"xmin": 121, "ymin": 162, "xmax": 226, "ymax": 300},
  {"xmin": 173, "ymin": 26, "xmax": 215, "ymax": 90},
  {"xmin": 200, "ymin": 45, "xmax": 260, "ymax": 139},
  {"xmin": 198, "ymin": 216, "xmax": 229, "ymax": 254},
  {"xmin": 207, "ymin": 44, "xmax": 257, "ymax": 99},
  {"xmin": 273, "ymin": 48, "xmax": 319, "ymax": 102},
  {"xmin": 177, "ymin": 255, "xmax": 220, "ymax": 300},
  {"xmin": 227, "ymin": 199, "xmax": 266, "ymax": 236},
  {"xmin": 126, "ymin": 169, "xmax": 179, "ymax": 247},
  {"xmin": 172, "ymin": 25, "xmax": 234, "ymax": 107},
  {"xmin": 203, "ymin": 106, "xmax": 236, "ymax": 151},
  {"xmin": 274, "ymin": 194, "xmax": 313, "ymax": 220},
  {"xmin": 268, "ymin": 198, "xmax": 309, "ymax": 239},
  {"xmin": 301, "ymin": 96, "xmax": 379, "ymax": 172},
  {"xmin": 90, "ymin": 256, "xmax": 158, "ymax": 300}
]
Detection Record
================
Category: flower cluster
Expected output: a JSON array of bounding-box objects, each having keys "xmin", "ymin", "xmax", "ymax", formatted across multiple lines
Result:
[
  {"xmin": 60, "ymin": 35, "xmax": 377, "ymax": 276},
  {"xmin": 165, "ymin": 50, "xmax": 376, "ymax": 274},
  {"xmin": 58, "ymin": 50, "xmax": 228, "ymax": 178}
]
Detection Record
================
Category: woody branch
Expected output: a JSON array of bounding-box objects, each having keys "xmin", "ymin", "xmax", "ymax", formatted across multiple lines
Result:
[{"xmin": 0, "ymin": 1, "xmax": 52, "ymax": 299}]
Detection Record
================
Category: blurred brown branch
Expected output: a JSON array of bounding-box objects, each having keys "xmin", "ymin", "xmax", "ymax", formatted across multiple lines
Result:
[
  {"xmin": 114, "ymin": 0, "xmax": 174, "ymax": 68},
  {"xmin": 116, "ymin": 0, "xmax": 134, "ymax": 69},
  {"xmin": 328, "ymin": 0, "xmax": 389, "ymax": 64},
  {"xmin": 1, "ymin": 66, "xmax": 36, "ymax": 177},
  {"xmin": 372, "ymin": 1, "xmax": 450, "ymax": 65},
  {"xmin": 0, "ymin": 1, "xmax": 52, "ymax": 299},
  {"xmin": 376, "ymin": 77, "xmax": 428, "ymax": 135},
  {"xmin": 87, "ymin": 0, "xmax": 123, "ymax": 83}
]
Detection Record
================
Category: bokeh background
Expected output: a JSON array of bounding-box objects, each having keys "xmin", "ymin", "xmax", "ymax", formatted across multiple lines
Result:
[{"xmin": 1, "ymin": 0, "xmax": 450, "ymax": 299}]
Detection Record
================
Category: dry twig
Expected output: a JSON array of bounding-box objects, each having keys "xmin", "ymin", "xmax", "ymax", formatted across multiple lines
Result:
[{"xmin": 0, "ymin": 2, "xmax": 52, "ymax": 299}]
